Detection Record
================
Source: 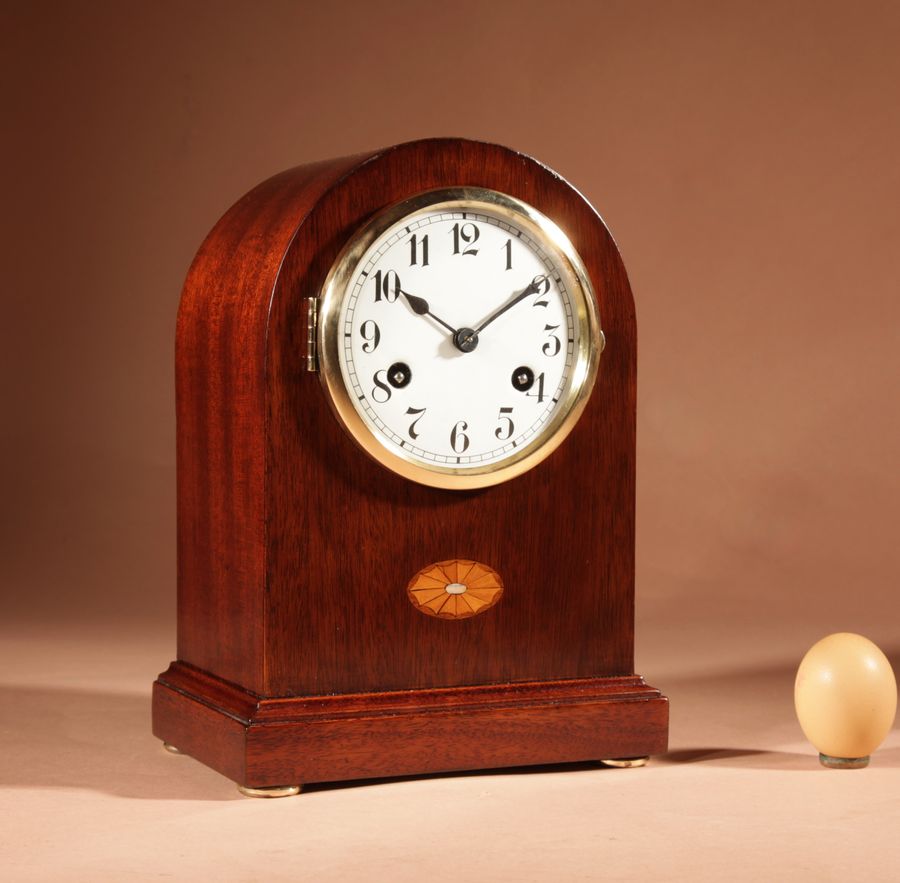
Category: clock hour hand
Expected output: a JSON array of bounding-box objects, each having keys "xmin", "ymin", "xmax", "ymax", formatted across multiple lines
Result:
[
  {"xmin": 474, "ymin": 277, "xmax": 542, "ymax": 334},
  {"xmin": 400, "ymin": 289, "xmax": 459, "ymax": 336}
]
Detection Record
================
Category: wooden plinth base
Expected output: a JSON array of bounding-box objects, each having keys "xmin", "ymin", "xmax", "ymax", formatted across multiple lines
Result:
[{"xmin": 152, "ymin": 662, "xmax": 668, "ymax": 789}]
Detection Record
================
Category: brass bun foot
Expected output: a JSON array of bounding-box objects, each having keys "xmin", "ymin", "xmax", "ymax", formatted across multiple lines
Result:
[
  {"xmin": 600, "ymin": 756, "xmax": 649, "ymax": 768},
  {"xmin": 237, "ymin": 784, "xmax": 302, "ymax": 798},
  {"xmin": 819, "ymin": 753, "xmax": 869, "ymax": 769},
  {"xmin": 162, "ymin": 742, "xmax": 182, "ymax": 754}
]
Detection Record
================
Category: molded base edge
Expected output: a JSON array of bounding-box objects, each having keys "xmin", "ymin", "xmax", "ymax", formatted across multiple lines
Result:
[{"xmin": 152, "ymin": 662, "xmax": 669, "ymax": 788}]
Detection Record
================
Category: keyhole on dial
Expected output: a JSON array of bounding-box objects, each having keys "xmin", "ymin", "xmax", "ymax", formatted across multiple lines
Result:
[
  {"xmin": 387, "ymin": 362, "xmax": 412, "ymax": 388},
  {"xmin": 511, "ymin": 366, "xmax": 535, "ymax": 392}
]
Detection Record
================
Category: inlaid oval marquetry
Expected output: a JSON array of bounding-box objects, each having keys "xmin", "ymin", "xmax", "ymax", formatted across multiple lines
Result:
[{"xmin": 407, "ymin": 559, "xmax": 504, "ymax": 620}]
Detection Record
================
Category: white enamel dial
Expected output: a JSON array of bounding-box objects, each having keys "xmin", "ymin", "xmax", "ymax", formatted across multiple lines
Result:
[{"xmin": 318, "ymin": 189, "xmax": 602, "ymax": 489}]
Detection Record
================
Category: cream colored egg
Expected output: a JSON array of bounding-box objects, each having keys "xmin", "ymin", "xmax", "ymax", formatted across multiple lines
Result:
[{"xmin": 795, "ymin": 632, "xmax": 897, "ymax": 766}]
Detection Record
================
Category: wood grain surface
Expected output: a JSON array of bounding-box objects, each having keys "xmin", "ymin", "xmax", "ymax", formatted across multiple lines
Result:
[
  {"xmin": 154, "ymin": 662, "xmax": 668, "ymax": 788},
  {"xmin": 268, "ymin": 140, "xmax": 637, "ymax": 696}
]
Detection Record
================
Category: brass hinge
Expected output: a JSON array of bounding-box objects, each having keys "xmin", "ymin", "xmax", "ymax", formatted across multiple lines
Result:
[{"xmin": 305, "ymin": 297, "xmax": 318, "ymax": 372}]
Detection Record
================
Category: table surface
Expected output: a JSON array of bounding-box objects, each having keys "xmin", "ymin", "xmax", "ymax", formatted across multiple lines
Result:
[{"xmin": 2, "ymin": 618, "xmax": 898, "ymax": 882}]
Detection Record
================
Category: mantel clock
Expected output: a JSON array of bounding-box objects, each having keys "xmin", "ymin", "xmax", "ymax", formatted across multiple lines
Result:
[{"xmin": 152, "ymin": 138, "xmax": 668, "ymax": 796}]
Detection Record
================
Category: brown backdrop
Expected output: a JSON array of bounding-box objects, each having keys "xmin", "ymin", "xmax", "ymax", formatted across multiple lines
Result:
[{"xmin": 3, "ymin": 0, "xmax": 898, "ymax": 672}]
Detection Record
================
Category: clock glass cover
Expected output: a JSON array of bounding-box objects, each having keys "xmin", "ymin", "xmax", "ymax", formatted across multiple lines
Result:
[{"xmin": 318, "ymin": 188, "xmax": 602, "ymax": 489}]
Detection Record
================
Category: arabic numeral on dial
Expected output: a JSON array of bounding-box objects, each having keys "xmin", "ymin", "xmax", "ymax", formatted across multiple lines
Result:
[
  {"xmin": 525, "ymin": 372, "xmax": 546, "ymax": 403},
  {"xmin": 532, "ymin": 274, "xmax": 551, "ymax": 307},
  {"xmin": 494, "ymin": 407, "xmax": 514, "ymax": 440},
  {"xmin": 542, "ymin": 324, "xmax": 561, "ymax": 356},
  {"xmin": 360, "ymin": 320, "xmax": 380, "ymax": 353},
  {"xmin": 373, "ymin": 269, "xmax": 401, "ymax": 302},
  {"xmin": 503, "ymin": 238, "xmax": 513, "ymax": 270},
  {"xmin": 450, "ymin": 420, "xmax": 470, "ymax": 453},
  {"xmin": 450, "ymin": 222, "xmax": 480, "ymax": 256},
  {"xmin": 408, "ymin": 233, "xmax": 429, "ymax": 266},
  {"xmin": 406, "ymin": 406, "xmax": 426, "ymax": 440},
  {"xmin": 371, "ymin": 370, "xmax": 392, "ymax": 403}
]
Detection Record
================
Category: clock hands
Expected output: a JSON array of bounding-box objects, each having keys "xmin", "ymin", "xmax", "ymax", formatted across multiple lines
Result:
[
  {"xmin": 452, "ymin": 277, "xmax": 544, "ymax": 352},
  {"xmin": 398, "ymin": 274, "xmax": 548, "ymax": 354},
  {"xmin": 400, "ymin": 289, "xmax": 480, "ymax": 353},
  {"xmin": 400, "ymin": 289, "xmax": 459, "ymax": 337},
  {"xmin": 473, "ymin": 276, "xmax": 544, "ymax": 335}
]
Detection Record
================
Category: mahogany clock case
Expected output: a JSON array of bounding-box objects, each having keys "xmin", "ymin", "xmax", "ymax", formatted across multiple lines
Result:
[{"xmin": 152, "ymin": 138, "xmax": 668, "ymax": 789}]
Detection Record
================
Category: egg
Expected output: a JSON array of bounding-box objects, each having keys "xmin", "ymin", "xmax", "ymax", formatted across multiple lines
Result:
[{"xmin": 795, "ymin": 633, "xmax": 897, "ymax": 767}]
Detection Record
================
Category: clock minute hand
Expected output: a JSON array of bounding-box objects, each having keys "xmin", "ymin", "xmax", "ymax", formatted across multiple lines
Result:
[
  {"xmin": 474, "ymin": 279, "xmax": 540, "ymax": 334},
  {"xmin": 400, "ymin": 289, "xmax": 459, "ymax": 336}
]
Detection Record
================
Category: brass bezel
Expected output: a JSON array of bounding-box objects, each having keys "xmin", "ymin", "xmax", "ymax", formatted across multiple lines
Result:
[{"xmin": 317, "ymin": 187, "xmax": 603, "ymax": 490}]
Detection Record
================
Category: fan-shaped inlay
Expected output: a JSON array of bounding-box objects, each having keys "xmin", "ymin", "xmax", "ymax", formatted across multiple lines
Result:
[{"xmin": 407, "ymin": 559, "xmax": 504, "ymax": 620}]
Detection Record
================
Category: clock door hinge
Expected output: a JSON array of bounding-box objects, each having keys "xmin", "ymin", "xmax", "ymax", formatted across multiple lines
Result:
[{"xmin": 305, "ymin": 297, "xmax": 318, "ymax": 372}]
